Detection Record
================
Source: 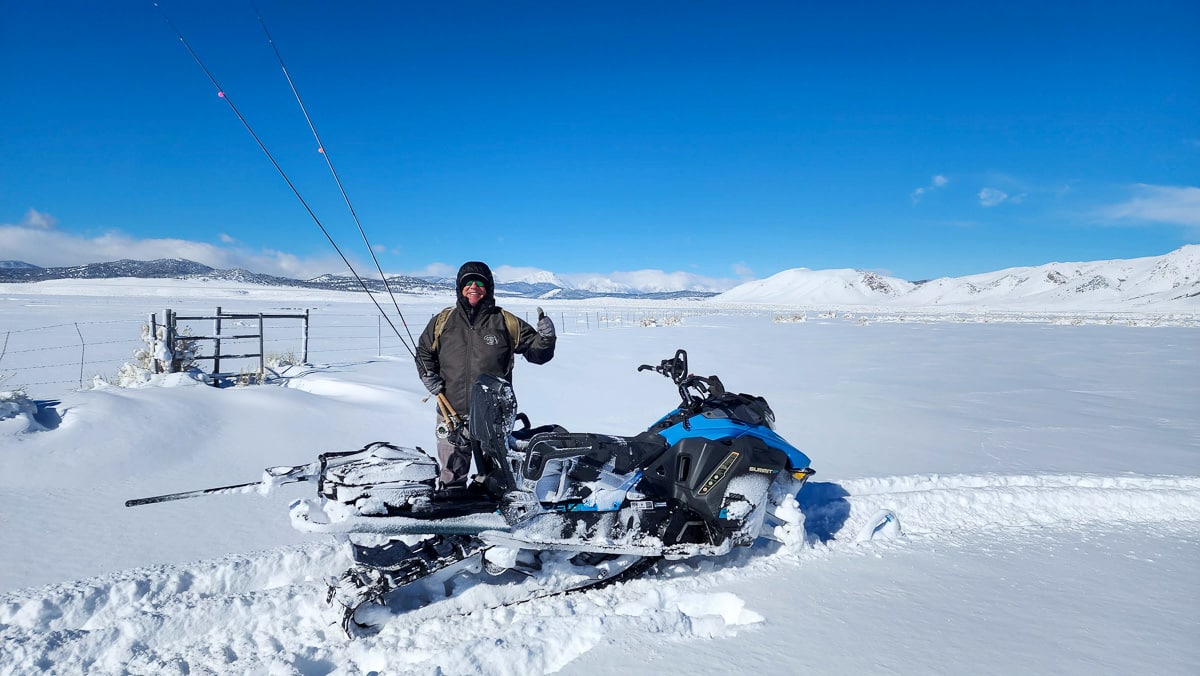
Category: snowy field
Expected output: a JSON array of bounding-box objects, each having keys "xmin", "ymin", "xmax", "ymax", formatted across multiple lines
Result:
[{"xmin": 1, "ymin": 280, "xmax": 1198, "ymax": 675}]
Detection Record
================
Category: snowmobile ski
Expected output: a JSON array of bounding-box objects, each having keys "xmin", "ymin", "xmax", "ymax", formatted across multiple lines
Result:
[{"xmin": 332, "ymin": 533, "xmax": 660, "ymax": 637}]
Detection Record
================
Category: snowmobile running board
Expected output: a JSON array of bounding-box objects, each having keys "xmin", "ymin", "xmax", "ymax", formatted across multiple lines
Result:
[{"xmin": 288, "ymin": 499, "xmax": 510, "ymax": 536}]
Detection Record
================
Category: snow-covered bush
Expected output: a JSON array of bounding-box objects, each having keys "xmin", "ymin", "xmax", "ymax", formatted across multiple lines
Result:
[
  {"xmin": 114, "ymin": 323, "xmax": 200, "ymax": 387},
  {"xmin": 639, "ymin": 314, "xmax": 683, "ymax": 327},
  {"xmin": 265, "ymin": 350, "xmax": 299, "ymax": 368},
  {"xmin": 0, "ymin": 386, "xmax": 45, "ymax": 433},
  {"xmin": 233, "ymin": 367, "xmax": 263, "ymax": 387},
  {"xmin": 774, "ymin": 313, "xmax": 807, "ymax": 323}
]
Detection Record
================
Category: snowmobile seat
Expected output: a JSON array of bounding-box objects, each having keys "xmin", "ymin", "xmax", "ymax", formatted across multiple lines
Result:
[
  {"xmin": 466, "ymin": 373, "xmax": 668, "ymax": 498},
  {"xmin": 509, "ymin": 413, "xmax": 567, "ymax": 447},
  {"xmin": 520, "ymin": 430, "xmax": 668, "ymax": 483}
]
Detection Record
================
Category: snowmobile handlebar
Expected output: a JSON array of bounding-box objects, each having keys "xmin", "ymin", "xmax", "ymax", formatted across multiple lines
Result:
[
  {"xmin": 638, "ymin": 349, "xmax": 690, "ymax": 383},
  {"xmin": 638, "ymin": 349, "xmax": 726, "ymax": 410}
]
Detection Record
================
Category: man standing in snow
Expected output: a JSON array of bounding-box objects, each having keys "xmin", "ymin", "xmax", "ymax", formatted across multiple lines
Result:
[{"xmin": 415, "ymin": 261, "xmax": 556, "ymax": 489}]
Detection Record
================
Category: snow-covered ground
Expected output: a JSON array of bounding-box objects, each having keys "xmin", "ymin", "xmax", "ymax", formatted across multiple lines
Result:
[
  {"xmin": 714, "ymin": 244, "xmax": 1200, "ymax": 311},
  {"xmin": 1, "ymin": 280, "xmax": 1198, "ymax": 675}
]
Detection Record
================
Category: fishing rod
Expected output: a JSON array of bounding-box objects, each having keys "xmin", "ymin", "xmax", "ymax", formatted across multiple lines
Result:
[
  {"xmin": 251, "ymin": 6, "xmax": 459, "ymax": 427},
  {"xmin": 252, "ymin": 5, "xmax": 419, "ymax": 352},
  {"xmin": 153, "ymin": 2, "xmax": 416, "ymax": 358}
]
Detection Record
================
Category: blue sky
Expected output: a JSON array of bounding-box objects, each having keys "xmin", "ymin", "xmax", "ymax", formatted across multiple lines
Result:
[{"xmin": 2, "ymin": 1, "xmax": 1197, "ymax": 286}]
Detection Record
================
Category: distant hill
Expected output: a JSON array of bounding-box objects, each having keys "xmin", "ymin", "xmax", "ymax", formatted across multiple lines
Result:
[
  {"xmin": 715, "ymin": 245, "xmax": 1199, "ymax": 310},
  {"xmin": 0, "ymin": 260, "xmax": 42, "ymax": 270},
  {"xmin": 0, "ymin": 258, "xmax": 718, "ymax": 301}
]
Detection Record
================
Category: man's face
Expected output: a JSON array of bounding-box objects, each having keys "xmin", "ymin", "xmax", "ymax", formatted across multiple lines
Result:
[{"xmin": 463, "ymin": 280, "xmax": 487, "ymax": 306}]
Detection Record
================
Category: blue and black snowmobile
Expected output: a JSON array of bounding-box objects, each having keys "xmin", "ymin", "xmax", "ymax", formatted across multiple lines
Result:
[{"xmin": 127, "ymin": 349, "xmax": 814, "ymax": 635}]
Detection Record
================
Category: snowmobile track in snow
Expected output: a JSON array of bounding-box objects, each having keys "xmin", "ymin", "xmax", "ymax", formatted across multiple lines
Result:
[{"xmin": 813, "ymin": 473, "xmax": 1200, "ymax": 543}]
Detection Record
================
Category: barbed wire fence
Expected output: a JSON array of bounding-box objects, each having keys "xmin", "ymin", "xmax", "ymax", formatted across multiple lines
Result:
[
  {"xmin": 1, "ymin": 319, "xmax": 146, "ymax": 390},
  {"xmin": 0, "ymin": 307, "xmax": 713, "ymax": 394}
]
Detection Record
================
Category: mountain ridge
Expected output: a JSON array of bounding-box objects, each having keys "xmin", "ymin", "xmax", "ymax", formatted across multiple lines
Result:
[
  {"xmin": 2, "ymin": 246, "xmax": 1196, "ymax": 309},
  {"xmin": 0, "ymin": 258, "xmax": 717, "ymax": 301},
  {"xmin": 715, "ymin": 245, "xmax": 1198, "ymax": 310}
]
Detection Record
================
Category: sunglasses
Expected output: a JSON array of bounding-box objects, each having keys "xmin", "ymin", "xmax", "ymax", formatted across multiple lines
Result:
[{"xmin": 463, "ymin": 280, "xmax": 485, "ymax": 288}]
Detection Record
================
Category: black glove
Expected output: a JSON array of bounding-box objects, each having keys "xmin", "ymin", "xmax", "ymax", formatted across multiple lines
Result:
[
  {"xmin": 421, "ymin": 373, "xmax": 445, "ymax": 396},
  {"xmin": 537, "ymin": 314, "xmax": 555, "ymax": 338}
]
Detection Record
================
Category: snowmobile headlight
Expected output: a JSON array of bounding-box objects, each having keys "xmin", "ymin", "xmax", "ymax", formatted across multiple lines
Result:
[{"xmin": 792, "ymin": 468, "xmax": 814, "ymax": 484}]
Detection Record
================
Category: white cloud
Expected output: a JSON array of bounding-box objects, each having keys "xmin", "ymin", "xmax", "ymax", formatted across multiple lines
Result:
[
  {"xmin": 410, "ymin": 262, "xmax": 459, "ymax": 279},
  {"xmin": 491, "ymin": 266, "xmax": 740, "ymax": 292},
  {"xmin": 732, "ymin": 262, "xmax": 754, "ymax": 278},
  {"xmin": 1101, "ymin": 184, "xmax": 1200, "ymax": 227},
  {"xmin": 0, "ymin": 215, "xmax": 744, "ymax": 290},
  {"xmin": 911, "ymin": 175, "xmax": 949, "ymax": 203},
  {"xmin": 978, "ymin": 187, "xmax": 1009, "ymax": 207},
  {"xmin": 0, "ymin": 216, "xmax": 345, "ymax": 278},
  {"xmin": 22, "ymin": 208, "xmax": 57, "ymax": 229},
  {"xmin": 560, "ymin": 269, "xmax": 739, "ymax": 293}
]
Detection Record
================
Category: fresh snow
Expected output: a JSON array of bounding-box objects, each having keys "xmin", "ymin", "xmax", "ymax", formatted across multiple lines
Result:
[
  {"xmin": 0, "ymin": 277, "xmax": 1197, "ymax": 675},
  {"xmin": 716, "ymin": 244, "xmax": 1199, "ymax": 310}
]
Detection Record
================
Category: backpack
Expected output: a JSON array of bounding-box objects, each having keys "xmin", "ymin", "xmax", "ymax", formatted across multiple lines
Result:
[{"xmin": 430, "ymin": 306, "xmax": 522, "ymax": 352}]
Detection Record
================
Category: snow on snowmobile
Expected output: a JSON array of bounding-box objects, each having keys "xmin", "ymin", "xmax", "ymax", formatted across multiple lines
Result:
[{"xmin": 127, "ymin": 349, "xmax": 814, "ymax": 635}]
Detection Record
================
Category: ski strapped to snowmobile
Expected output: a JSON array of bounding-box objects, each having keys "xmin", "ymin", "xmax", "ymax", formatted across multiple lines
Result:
[{"xmin": 127, "ymin": 349, "xmax": 815, "ymax": 636}]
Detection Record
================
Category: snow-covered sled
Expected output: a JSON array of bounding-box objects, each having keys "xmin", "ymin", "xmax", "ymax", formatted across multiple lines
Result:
[{"xmin": 128, "ymin": 349, "xmax": 815, "ymax": 635}]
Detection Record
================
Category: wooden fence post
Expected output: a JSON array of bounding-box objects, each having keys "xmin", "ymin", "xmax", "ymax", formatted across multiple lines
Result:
[
  {"xmin": 258, "ymin": 313, "xmax": 265, "ymax": 380},
  {"xmin": 303, "ymin": 309, "xmax": 310, "ymax": 364},
  {"xmin": 166, "ymin": 309, "xmax": 180, "ymax": 373},
  {"xmin": 148, "ymin": 312, "xmax": 160, "ymax": 373},
  {"xmin": 213, "ymin": 306, "xmax": 222, "ymax": 376}
]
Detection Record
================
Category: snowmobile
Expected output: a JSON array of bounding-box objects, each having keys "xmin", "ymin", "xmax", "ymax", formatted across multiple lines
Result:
[{"xmin": 127, "ymin": 349, "xmax": 814, "ymax": 635}]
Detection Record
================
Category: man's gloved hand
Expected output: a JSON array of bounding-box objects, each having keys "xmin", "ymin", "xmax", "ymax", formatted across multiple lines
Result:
[
  {"xmin": 537, "ymin": 313, "xmax": 555, "ymax": 339},
  {"xmin": 421, "ymin": 373, "xmax": 445, "ymax": 396}
]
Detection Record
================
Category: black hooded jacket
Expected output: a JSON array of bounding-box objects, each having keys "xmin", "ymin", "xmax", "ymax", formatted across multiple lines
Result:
[{"xmin": 414, "ymin": 261, "xmax": 555, "ymax": 414}]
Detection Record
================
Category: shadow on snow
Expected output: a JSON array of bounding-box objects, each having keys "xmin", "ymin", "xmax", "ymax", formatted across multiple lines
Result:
[{"xmin": 796, "ymin": 481, "xmax": 852, "ymax": 543}]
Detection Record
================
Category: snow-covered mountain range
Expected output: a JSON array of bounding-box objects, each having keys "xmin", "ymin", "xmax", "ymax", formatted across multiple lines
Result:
[
  {"xmin": 1, "ymin": 245, "xmax": 1196, "ymax": 309},
  {"xmin": 495, "ymin": 268, "xmax": 734, "ymax": 295},
  {"xmin": 0, "ymin": 259, "xmax": 715, "ymax": 301},
  {"xmin": 715, "ymin": 245, "xmax": 1198, "ymax": 310}
]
